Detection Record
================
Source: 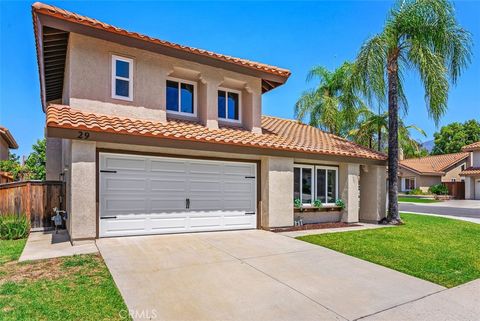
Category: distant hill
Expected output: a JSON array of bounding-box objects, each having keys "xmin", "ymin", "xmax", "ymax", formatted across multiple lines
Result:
[{"xmin": 421, "ymin": 140, "xmax": 434, "ymax": 153}]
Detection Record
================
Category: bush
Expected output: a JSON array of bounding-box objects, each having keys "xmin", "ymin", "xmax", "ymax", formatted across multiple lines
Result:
[
  {"xmin": 0, "ymin": 215, "xmax": 30, "ymax": 240},
  {"xmin": 408, "ymin": 188, "xmax": 424, "ymax": 195},
  {"xmin": 335, "ymin": 199, "xmax": 345, "ymax": 209},
  {"xmin": 429, "ymin": 184, "xmax": 449, "ymax": 195}
]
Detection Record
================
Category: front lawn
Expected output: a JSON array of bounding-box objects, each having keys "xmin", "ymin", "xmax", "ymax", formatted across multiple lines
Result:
[
  {"xmin": 398, "ymin": 196, "xmax": 440, "ymax": 203},
  {"xmin": 0, "ymin": 238, "xmax": 130, "ymax": 320},
  {"xmin": 297, "ymin": 213, "xmax": 480, "ymax": 288}
]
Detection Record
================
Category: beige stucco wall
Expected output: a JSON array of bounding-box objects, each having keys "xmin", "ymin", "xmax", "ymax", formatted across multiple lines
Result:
[
  {"xmin": 0, "ymin": 138, "xmax": 9, "ymax": 160},
  {"xmin": 359, "ymin": 165, "xmax": 387, "ymax": 222},
  {"xmin": 472, "ymin": 151, "xmax": 480, "ymax": 167},
  {"xmin": 261, "ymin": 156, "xmax": 294, "ymax": 228},
  {"xmin": 46, "ymin": 137, "xmax": 63, "ymax": 180},
  {"xmin": 441, "ymin": 160, "xmax": 469, "ymax": 182},
  {"xmin": 339, "ymin": 163, "xmax": 360, "ymax": 223},
  {"xmin": 65, "ymin": 33, "xmax": 262, "ymax": 132},
  {"xmin": 399, "ymin": 167, "xmax": 441, "ymax": 192}
]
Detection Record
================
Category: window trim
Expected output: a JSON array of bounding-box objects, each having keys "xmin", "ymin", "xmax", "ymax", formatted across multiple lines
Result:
[
  {"xmin": 402, "ymin": 177, "xmax": 416, "ymax": 191},
  {"xmin": 111, "ymin": 55, "xmax": 133, "ymax": 101},
  {"xmin": 217, "ymin": 87, "xmax": 242, "ymax": 123},
  {"xmin": 294, "ymin": 164, "xmax": 338, "ymax": 206},
  {"xmin": 315, "ymin": 165, "xmax": 339, "ymax": 206},
  {"xmin": 166, "ymin": 76, "xmax": 197, "ymax": 117}
]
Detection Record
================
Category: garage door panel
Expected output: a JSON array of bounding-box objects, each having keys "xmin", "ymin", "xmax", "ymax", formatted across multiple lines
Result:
[{"xmin": 99, "ymin": 153, "xmax": 256, "ymax": 237}]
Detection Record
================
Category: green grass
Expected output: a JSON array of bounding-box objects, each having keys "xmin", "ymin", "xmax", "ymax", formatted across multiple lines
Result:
[
  {"xmin": 398, "ymin": 196, "xmax": 440, "ymax": 203},
  {"xmin": 0, "ymin": 238, "xmax": 130, "ymax": 320},
  {"xmin": 297, "ymin": 213, "xmax": 480, "ymax": 288}
]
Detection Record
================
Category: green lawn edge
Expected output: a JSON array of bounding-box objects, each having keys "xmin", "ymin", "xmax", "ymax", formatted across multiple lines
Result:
[{"xmin": 297, "ymin": 213, "xmax": 480, "ymax": 288}]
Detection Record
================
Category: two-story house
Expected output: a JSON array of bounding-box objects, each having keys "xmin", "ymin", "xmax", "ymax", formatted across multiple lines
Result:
[
  {"xmin": 460, "ymin": 141, "xmax": 480, "ymax": 200},
  {"xmin": 33, "ymin": 3, "xmax": 387, "ymax": 243},
  {"xmin": 0, "ymin": 126, "xmax": 18, "ymax": 183}
]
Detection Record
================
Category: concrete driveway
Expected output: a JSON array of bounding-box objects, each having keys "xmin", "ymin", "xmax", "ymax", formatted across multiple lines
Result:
[{"xmin": 97, "ymin": 230, "xmax": 443, "ymax": 321}]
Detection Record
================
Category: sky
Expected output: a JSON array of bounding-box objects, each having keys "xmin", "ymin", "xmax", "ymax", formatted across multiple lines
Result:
[{"xmin": 1, "ymin": 0, "xmax": 479, "ymax": 157}]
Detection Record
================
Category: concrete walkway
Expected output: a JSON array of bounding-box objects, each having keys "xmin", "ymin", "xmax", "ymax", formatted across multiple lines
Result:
[
  {"xmin": 19, "ymin": 230, "xmax": 98, "ymax": 262},
  {"xmin": 97, "ymin": 230, "xmax": 444, "ymax": 321},
  {"xmin": 280, "ymin": 223, "xmax": 392, "ymax": 238},
  {"xmin": 362, "ymin": 279, "xmax": 480, "ymax": 321}
]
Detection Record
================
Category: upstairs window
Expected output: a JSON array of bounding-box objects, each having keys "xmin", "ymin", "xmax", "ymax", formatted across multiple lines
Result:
[
  {"xmin": 111, "ymin": 55, "xmax": 133, "ymax": 101},
  {"xmin": 166, "ymin": 78, "xmax": 196, "ymax": 116},
  {"xmin": 218, "ymin": 89, "xmax": 240, "ymax": 122}
]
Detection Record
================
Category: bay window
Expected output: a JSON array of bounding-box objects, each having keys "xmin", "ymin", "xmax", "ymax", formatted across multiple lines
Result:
[{"xmin": 294, "ymin": 165, "xmax": 338, "ymax": 206}]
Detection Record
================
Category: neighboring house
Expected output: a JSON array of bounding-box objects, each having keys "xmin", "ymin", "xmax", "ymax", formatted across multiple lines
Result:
[
  {"xmin": 398, "ymin": 152, "xmax": 470, "ymax": 193},
  {"xmin": 0, "ymin": 126, "xmax": 18, "ymax": 184},
  {"xmin": 33, "ymin": 3, "xmax": 387, "ymax": 243},
  {"xmin": 460, "ymin": 141, "xmax": 480, "ymax": 200}
]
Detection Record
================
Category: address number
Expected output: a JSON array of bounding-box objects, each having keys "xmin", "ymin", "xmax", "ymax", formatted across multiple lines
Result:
[{"xmin": 77, "ymin": 131, "xmax": 90, "ymax": 139}]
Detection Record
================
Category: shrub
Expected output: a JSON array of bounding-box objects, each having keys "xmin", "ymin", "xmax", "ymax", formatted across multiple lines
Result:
[
  {"xmin": 313, "ymin": 199, "xmax": 323, "ymax": 208},
  {"xmin": 335, "ymin": 199, "xmax": 345, "ymax": 209},
  {"xmin": 408, "ymin": 188, "xmax": 424, "ymax": 195},
  {"xmin": 429, "ymin": 184, "xmax": 449, "ymax": 195},
  {"xmin": 294, "ymin": 198, "xmax": 302, "ymax": 208},
  {"xmin": 0, "ymin": 214, "xmax": 30, "ymax": 240}
]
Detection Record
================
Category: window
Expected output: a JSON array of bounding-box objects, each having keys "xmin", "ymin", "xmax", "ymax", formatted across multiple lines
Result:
[
  {"xmin": 404, "ymin": 177, "xmax": 416, "ymax": 191},
  {"xmin": 218, "ymin": 89, "xmax": 240, "ymax": 122},
  {"xmin": 294, "ymin": 165, "xmax": 338, "ymax": 205},
  {"xmin": 461, "ymin": 164, "xmax": 466, "ymax": 171},
  {"xmin": 111, "ymin": 55, "xmax": 133, "ymax": 100},
  {"xmin": 451, "ymin": 178, "xmax": 456, "ymax": 182},
  {"xmin": 166, "ymin": 78, "xmax": 196, "ymax": 115}
]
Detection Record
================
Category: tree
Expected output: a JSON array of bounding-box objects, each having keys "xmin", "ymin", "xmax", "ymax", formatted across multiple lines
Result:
[
  {"xmin": 24, "ymin": 139, "xmax": 46, "ymax": 180},
  {"xmin": 295, "ymin": 62, "xmax": 363, "ymax": 136},
  {"xmin": 0, "ymin": 139, "xmax": 46, "ymax": 181},
  {"xmin": 432, "ymin": 120, "xmax": 480, "ymax": 154},
  {"xmin": 0, "ymin": 153, "xmax": 22, "ymax": 180},
  {"xmin": 354, "ymin": 0, "xmax": 472, "ymax": 223},
  {"xmin": 349, "ymin": 110, "xmax": 426, "ymax": 156}
]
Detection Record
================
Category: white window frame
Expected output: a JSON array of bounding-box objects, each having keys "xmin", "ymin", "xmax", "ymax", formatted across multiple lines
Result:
[
  {"xmin": 111, "ymin": 55, "xmax": 133, "ymax": 101},
  {"xmin": 217, "ymin": 87, "xmax": 242, "ymax": 123},
  {"xmin": 166, "ymin": 77, "xmax": 197, "ymax": 117},
  {"xmin": 294, "ymin": 164, "xmax": 339, "ymax": 206},
  {"xmin": 315, "ymin": 165, "xmax": 339, "ymax": 206},
  {"xmin": 402, "ymin": 177, "xmax": 416, "ymax": 191}
]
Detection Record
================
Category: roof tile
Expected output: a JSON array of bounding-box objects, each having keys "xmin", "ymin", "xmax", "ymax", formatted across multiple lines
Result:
[
  {"xmin": 46, "ymin": 105, "xmax": 386, "ymax": 161},
  {"xmin": 462, "ymin": 141, "xmax": 480, "ymax": 152},
  {"xmin": 460, "ymin": 167, "xmax": 480, "ymax": 176},
  {"xmin": 400, "ymin": 152, "xmax": 469, "ymax": 175}
]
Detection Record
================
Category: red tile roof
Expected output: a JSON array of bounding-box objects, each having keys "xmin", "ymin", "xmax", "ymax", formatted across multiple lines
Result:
[
  {"xmin": 0, "ymin": 126, "xmax": 18, "ymax": 149},
  {"xmin": 46, "ymin": 105, "xmax": 387, "ymax": 161},
  {"xmin": 462, "ymin": 141, "xmax": 480, "ymax": 152},
  {"xmin": 31, "ymin": 2, "xmax": 290, "ymax": 78},
  {"xmin": 460, "ymin": 167, "xmax": 480, "ymax": 176},
  {"xmin": 400, "ymin": 152, "xmax": 469, "ymax": 175}
]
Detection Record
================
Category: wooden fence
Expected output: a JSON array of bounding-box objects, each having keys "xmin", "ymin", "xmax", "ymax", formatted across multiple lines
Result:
[
  {"xmin": 0, "ymin": 181, "xmax": 65, "ymax": 228},
  {"xmin": 443, "ymin": 181, "xmax": 465, "ymax": 200}
]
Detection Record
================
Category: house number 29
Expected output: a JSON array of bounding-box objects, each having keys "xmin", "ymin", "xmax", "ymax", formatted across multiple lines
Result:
[{"xmin": 77, "ymin": 131, "xmax": 90, "ymax": 139}]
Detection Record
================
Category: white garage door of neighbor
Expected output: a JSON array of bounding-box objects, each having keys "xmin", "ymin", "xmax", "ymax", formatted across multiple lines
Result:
[{"xmin": 99, "ymin": 153, "xmax": 257, "ymax": 237}]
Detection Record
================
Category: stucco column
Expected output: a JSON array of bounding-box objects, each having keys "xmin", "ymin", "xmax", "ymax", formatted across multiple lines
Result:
[
  {"xmin": 69, "ymin": 140, "xmax": 96, "ymax": 242},
  {"xmin": 242, "ymin": 87, "xmax": 262, "ymax": 134},
  {"xmin": 339, "ymin": 163, "xmax": 360, "ymax": 223},
  {"xmin": 359, "ymin": 165, "xmax": 387, "ymax": 223},
  {"xmin": 46, "ymin": 137, "xmax": 63, "ymax": 180},
  {"xmin": 464, "ymin": 177, "xmax": 474, "ymax": 199},
  {"xmin": 261, "ymin": 156, "xmax": 294, "ymax": 228},
  {"xmin": 198, "ymin": 74, "xmax": 222, "ymax": 129}
]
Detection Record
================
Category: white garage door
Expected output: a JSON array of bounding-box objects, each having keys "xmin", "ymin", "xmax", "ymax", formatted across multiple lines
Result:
[{"xmin": 99, "ymin": 153, "xmax": 257, "ymax": 237}]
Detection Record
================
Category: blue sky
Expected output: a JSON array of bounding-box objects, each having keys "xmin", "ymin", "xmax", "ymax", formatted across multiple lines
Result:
[{"xmin": 1, "ymin": 1, "xmax": 479, "ymax": 157}]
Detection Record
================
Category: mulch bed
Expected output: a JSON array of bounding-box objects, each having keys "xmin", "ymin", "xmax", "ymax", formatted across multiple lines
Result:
[{"xmin": 269, "ymin": 222, "xmax": 361, "ymax": 233}]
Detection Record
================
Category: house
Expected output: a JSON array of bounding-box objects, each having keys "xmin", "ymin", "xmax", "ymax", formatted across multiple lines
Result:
[
  {"xmin": 32, "ymin": 3, "xmax": 387, "ymax": 243},
  {"xmin": 0, "ymin": 126, "xmax": 18, "ymax": 183},
  {"xmin": 398, "ymin": 152, "xmax": 470, "ymax": 193},
  {"xmin": 460, "ymin": 141, "xmax": 480, "ymax": 200}
]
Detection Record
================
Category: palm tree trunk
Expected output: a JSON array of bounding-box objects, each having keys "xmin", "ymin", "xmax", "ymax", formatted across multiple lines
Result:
[
  {"xmin": 387, "ymin": 54, "xmax": 401, "ymax": 223},
  {"xmin": 378, "ymin": 127, "xmax": 382, "ymax": 151}
]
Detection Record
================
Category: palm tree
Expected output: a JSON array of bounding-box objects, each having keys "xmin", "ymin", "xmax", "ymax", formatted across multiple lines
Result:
[
  {"xmin": 350, "ymin": 110, "xmax": 426, "ymax": 154},
  {"xmin": 354, "ymin": 0, "xmax": 472, "ymax": 223},
  {"xmin": 295, "ymin": 62, "xmax": 362, "ymax": 136}
]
